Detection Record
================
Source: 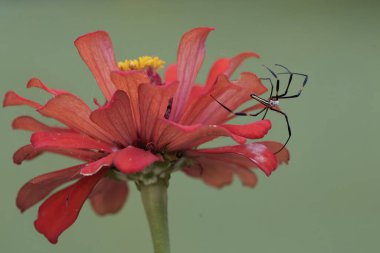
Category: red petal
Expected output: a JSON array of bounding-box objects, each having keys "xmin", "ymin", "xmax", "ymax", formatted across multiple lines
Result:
[
  {"xmin": 90, "ymin": 177, "xmax": 128, "ymax": 215},
  {"xmin": 90, "ymin": 90, "xmax": 137, "ymax": 146},
  {"xmin": 182, "ymin": 155, "xmax": 258, "ymax": 188},
  {"xmin": 187, "ymin": 143, "xmax": 277, "ymax": 176},
  {"xmin": 34, "ymin": 168, "xmax": 107, "ymax": 244},
  {"xmin": 182, "ymin": 72, "xmax": 267, "ymax": 125},
  {"xmin": 51, "ymin": 148, "xmax": 106, "ymax": 162},
  {"xmin": 205, "ymin": 52, "xmax": 259, "ymax": 88},
  {"xmin": 3, "ymin": 91, "xmax": 40, "ymax": 108},
  {"xmin": 37, "ymin": 93, "xmax": 113, "ymax": 143},
  {"xmin": 13, "ymin": 144, "xmax": 105, "ymax": 164},
  {"xmin": 16, "ymin": 165, "xmax": 82, "ymax": 212},
  {"xmin": 110, "ymin": 71, "xmax": 150, "ymax": 131},
  {"xmin": 164, "ymin": 64, "xmax": 177, "ymax": 84},
  {"xmin": 221, "ymin": 119, "xmax": 271, "ymax": 139},
  {"xmin": 259, "ymin": 141, "xmax": 290, "ymax": 165},
  {"xmin": 74, "ymin": 31, "xmax": 117, "ymax": 100},
  {"xmin": 31, "ymin": 132, "xmax": 114, "ymax": 152},
  {"xmin": 113, "ymin": 146, "xmax": 160, "ymax": 174},
  {"xmin": 80, "ymin": 153, "xmax": 116, "ymax": 176},
  {"xmin": 170, "ymin": 27, "xmax": 214, "ymax": 122},
  {"xmin": 138, "ymin": 82, "xmax": 178, "ymax": 142},
  {"xmin": 155, "ymin": 119, "xmax": 245, "ymax": 151},
  {"xmin": 13, "ymin": 145, "xmax": 42, "ymax": 164},
  {"xmin": 27, "ymin": 78, "xmax": 66, "ymax": 96},
  {"xmin": 12, "ymin": 116, "xmax": 69, "ymax": 132}
]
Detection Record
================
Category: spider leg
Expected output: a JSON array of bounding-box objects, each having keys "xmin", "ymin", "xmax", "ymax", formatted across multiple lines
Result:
[
  {"xmin": 274, "ymin": 64, "xmax": 293, "ymax": 97},
  {"xmin": 262, "ymin": 65, "xmax": 279, "ymax": 99},
  {"xmin": 210, "ymin": 95, "xmax": 267, "ymax": 117},
  {"xmin": 270, "ymin": 107, "xmax": 291, "ymax": 154},
  {"xmin": 275, "ymin": 74, "xmax": 308, "ymax": 98},
  {"xmin": 259, "ymin": 75, "xmax": 274, "ymax": 120}
]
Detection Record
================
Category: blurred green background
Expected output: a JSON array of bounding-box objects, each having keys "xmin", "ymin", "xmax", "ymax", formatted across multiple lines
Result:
[{"xmin": 1, "ymin": 0, "xmax": 379, "ymax": 252}]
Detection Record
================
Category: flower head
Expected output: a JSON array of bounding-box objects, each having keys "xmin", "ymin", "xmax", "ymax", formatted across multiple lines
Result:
[{"xmin": 3, "ymin": 27, "xmax": 289, "ymax": 244}]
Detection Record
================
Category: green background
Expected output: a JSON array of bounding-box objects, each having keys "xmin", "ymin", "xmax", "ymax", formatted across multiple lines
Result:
[{"xmin": 1, "ymin": 0, "xmax": 379, "ymax": 252}]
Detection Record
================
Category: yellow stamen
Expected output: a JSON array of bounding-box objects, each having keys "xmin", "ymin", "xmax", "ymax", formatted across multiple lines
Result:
[{"xmin": 118, "ymin": 56, "xmax": 165, "ymax": 71}]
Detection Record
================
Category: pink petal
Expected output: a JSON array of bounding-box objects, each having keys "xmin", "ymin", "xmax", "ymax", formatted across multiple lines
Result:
[
  {"xmin": 170, "ymin": 27, "xmax": 214, "ymax": 122},
  {"xmin": 31, "ymin": 132, "xmax": 114, "ymax": 152},
  {"xmin": 205, "ymin": 52, "xmax": 259, "ymax": 88},
  {"xmin": 138, "ymin": 82, "xmax": 177, "ymax": 142},
  {"xmin": 110, "ymin": 70, "xmax": 150, "ymax": 131},
  {"xmin": 80, "ymin": 153, "xmax": 116, "ymax": 176},
  {"xmin": 3, "ymin": 91, "xmax": 40, "ymax": 108},
  {"xmin": 13, "ymin": 145, "xmax": 42, "ymax": 165},
  {"xmin": 27, "ymin": 78, "xmax": 67, "ymax": 96},
  {"xmin": 221, "ymin": 119, "xmax": 271, "ymax": 139},
  {"xmin": 34, "ymin": 168, "xmax": 107, "ymax": 244},
  {"xmin": 259, "ymin": 141, "xmax": 290, "ymax": 165},
  {"xmin": 37, "ymin": 93, "xmax": 113, "ymax": 143},
  {"xmin": 164, "ymin": 64, "xmax": 177, "ymax": 84},
  {"xmin": 90, "ymin": 90, "xmax": 137, "ymax": 146},
  {"xmin": 74, "ymin": 31, "xmax": 118, "ymax": 100},
  {"xmin": 16, "ymin": 165, "xmax": 82, "ymax": 212},
  {"xmin": 90, "ymin": 177, "xmax": 128, "ymax": 216},
  {"xmin": 155, "ymin": 119, "xmax": 246, "ymax": 151},
  {"xmin": 187, "ymin": 143, "xmax": 278, "ymax": 176},
  {"xmin": 113, "ymin": 146, "xmax": 160, "ymax": 174}
]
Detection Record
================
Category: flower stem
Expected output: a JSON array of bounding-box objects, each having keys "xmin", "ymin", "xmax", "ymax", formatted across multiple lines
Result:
[{"xmin": 140, "ymin": 179, "xmax": 170, "ymax": 253}]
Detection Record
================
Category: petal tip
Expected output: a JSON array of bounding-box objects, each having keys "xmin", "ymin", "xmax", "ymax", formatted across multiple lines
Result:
[{"xmin": 74, "ymin": 30, "xmax": 110, "ymax": 46}]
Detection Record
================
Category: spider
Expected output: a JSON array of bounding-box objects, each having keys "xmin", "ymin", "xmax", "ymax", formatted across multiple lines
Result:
[{"xmin": 212, "ymin": 64, "xmax": 308, "ymax": 154}]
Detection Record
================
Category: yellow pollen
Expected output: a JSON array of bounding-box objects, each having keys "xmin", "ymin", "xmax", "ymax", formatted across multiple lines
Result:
[{"xmin": 118, "ymin": 56, "xmax": 165, "ymax": 71}]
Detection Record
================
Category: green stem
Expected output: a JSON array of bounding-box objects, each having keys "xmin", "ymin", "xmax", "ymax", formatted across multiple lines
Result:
[{"xmin": 140, "ymin": 179, "xmax": 170, "ymax": 253}]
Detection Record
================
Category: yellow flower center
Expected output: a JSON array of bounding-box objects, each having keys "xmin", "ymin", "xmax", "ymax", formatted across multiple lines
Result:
[{"xmin": 118, "ymin": 56, "xmax": 165, "ymax": 71}]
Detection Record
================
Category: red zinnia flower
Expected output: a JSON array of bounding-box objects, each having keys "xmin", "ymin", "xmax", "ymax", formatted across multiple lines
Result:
[{"xmin": 3, "ymin": 27, "xmax": 289, "ymax": 244}]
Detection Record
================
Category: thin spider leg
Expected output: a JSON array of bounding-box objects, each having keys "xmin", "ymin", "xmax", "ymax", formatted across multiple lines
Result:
[
  {"xmin": 274, "ymin": 64, "xmax": 293, "ymax": 97},
  {"xmin": 277, "ymin": 72, "xmax": 308, "ymax": 98},
  {"xmin": 270, "ymin": 107, "xmax": 291, "ymax": 154},
  {"xmin": 210, "ymin": 95, "xmax": 267, "ymax": 117},
  {"xmin": 260, "ymin": 77, "xmax": 274, "ymax": 99}
]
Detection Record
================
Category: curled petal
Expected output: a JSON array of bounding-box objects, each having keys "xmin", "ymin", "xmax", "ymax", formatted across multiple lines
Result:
[
  {"xmin": 16, "ymin": 165, "xmax": 82, "ymax": 212},
  {"xmin": 259, "ymin": 141, "xmax": 290, "ymax": 165},
  {"xmin": 80, "ymin": 153, "xmax": 116, "ymax": 176},
  {"xmin": 34, "ymin": 168, "xmax": 107, "ymax": 244},
  {"xmin": 110, "ymin": 71, "xmax": 150, "ymax": 131},
  {"xmin": 113, "ymin": 146, "xmax": 160, "ymax": 174},
  {"xmin": 90, "ymin": 177, "xmax": 128, "ymax": 216},
  {"xmin": 221, "ymin": 119, "xmax": 271, "ymax": 139},
  {"xmin": 74, "ymin": 31, "xmax": 117, "ymax": 100},
  {"xmin": 31, "ymin": 132, "xmax": 114, "ymax": 152},
  {"xmin": 90, "ymin": 90, "xmax": 137, "ymax": 146},
  {"xmin": 27, "ymin": 78, "xmax": 66, "ymax": 96},
  {"xmin": 138, "ymin": 82, "xmax": 177, "ymax": 142},
  {"xmin": 12, "ymin": 116, "xmax": 68, "ymax": 132},
  {"xmin": 13, "ymin": 145, "xmax": 42, "ymax": 165},
  {"xmin": 3, "ymin": 91, "xmax": 40, "ymax": 108},
  {"xmin": 37, "ymin": 93, "xmax": 113, "ymax": 143},
  {"xmin": 170, "ymin": 27, "xmax": 214, "ymax": 122},
  {"xmin": 206, "ymin": 52, "xmax": 259, "ymax": 88},
  {"xmin": 187, "ymin": 143, "xmax": 277, "ymax": 176}
]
